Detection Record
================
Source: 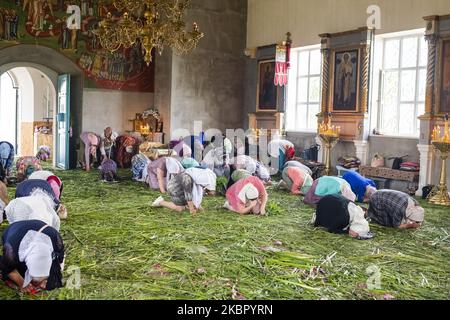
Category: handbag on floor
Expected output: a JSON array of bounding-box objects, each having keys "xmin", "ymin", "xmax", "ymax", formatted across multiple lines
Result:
[{"xmin": 370, "ymin": 154, "xmax": 385, "ymax": 168}]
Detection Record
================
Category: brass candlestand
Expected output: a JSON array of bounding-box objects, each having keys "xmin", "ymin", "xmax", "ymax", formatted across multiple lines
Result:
[
  {"xmin": 429, "ymin": 141, "xmax": 450, "ymax": 206},
  {"xmin": 319, "ymin": 134, "xmax": 339, "ymax": 176},
  {"xmin": 429, "ymin": 114, "xmax": 450, "ymax": 206},
  {"xmin": 318, "ymin": 113, "xmax": 341, "ymax": 176}
]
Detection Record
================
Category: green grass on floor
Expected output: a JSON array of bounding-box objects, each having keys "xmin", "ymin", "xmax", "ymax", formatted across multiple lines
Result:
[{"xmin": 0, "ymin": 168, "xmax": 449, "ymax": 300}]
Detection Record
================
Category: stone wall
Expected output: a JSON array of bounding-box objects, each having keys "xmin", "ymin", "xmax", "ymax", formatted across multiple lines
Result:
[{"xmin": 164, "ymin": 0, "xmax": 248, "ymax": 139}]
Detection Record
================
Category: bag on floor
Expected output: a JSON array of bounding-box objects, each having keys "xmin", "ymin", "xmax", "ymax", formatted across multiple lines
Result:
[{"xmin": 371, "ymin": 154, "xmax": 385, "ymax": 168}]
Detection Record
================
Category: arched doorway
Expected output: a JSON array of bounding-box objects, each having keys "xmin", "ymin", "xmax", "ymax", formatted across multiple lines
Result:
[
  {"xmin": 0, "ymin": 45, "xmax": 84, "ymax": 169},
  {"xmin": 0, "ymin": 67, "xmax": 56, "ymax": 160}
]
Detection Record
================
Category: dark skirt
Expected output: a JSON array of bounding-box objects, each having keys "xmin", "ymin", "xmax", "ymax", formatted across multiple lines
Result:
[{"xmin": 315, "ymin": 195, "xmax": 351, "ymax": 234}]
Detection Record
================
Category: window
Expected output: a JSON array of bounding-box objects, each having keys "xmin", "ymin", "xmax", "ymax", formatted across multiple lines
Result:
[
  {"xmin": 372, "ymin": 31, "xmax": 427, "ymax": 137},
  {"xmin": 286, "ymin": 46, "xmax": 322, "ymax": 132}
]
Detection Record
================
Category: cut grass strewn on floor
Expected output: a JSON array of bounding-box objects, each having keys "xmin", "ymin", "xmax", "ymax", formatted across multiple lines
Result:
[{"xmin": 0, "ymin": 168, "xmax": 449, "ymax": 300}]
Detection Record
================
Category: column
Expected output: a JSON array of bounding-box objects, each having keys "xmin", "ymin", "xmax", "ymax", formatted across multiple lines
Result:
[
  {"xmin": 315, "ymin": 136, "xmax": 324, "ymax": 163},
  {"xmin": 416, "ymin": 144, "xmax": 435, "ymax": 196},
  {"xmin": 354, "ymin": 140, "xmax": 369, "ymax": 165}
]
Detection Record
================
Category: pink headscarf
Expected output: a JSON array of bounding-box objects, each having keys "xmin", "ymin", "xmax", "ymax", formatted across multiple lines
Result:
[{"xmin": 47, "ymin": 175, "xmax": 62, "ymax": 200}]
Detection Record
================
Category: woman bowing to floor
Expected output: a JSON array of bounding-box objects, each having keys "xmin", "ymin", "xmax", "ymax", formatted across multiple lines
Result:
[
  {"xmin": 224, "ymin": 176, "xmax": 268, "ymax": 215},
  {"xmin": 367, "ymin": 190, "xmax": 425, "ymax": 229},
  {"xmin": 0, "ymin": 220, "xmax": 65, "ymax": 293}
]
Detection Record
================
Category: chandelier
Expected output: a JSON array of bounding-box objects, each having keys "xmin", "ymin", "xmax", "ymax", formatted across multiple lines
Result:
[{"xmin": 92, "ymin": 0, "xmax": 204, "ymax": 66}]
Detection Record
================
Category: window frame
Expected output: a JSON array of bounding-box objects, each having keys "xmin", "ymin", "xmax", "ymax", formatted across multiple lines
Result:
[
  {"xmin": 286, "ymin": 45, "xmax": 322, "ymax": 133},
  {"xmin": 374, "ymin": 31, "xmax": 427, "ymax": 138}
]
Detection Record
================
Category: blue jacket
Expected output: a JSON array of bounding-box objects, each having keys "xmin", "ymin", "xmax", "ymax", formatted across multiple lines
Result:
[{"xmin": 343, "ymin": 171, "xmax": 376, "ymax": 202}]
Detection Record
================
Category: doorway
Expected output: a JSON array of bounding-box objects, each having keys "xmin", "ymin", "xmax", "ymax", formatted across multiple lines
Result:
[
  {"xmin": 0, "ymin": 67, "xmax": 56, "ymax": 162},
  {"xmin": 0, "ymin": 45, "xmax": 84, "ymax": 169}
]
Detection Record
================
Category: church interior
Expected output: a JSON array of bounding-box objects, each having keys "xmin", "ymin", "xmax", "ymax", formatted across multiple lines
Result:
[{"xmin": 0, "ymin": 0, "xmax": 449, "ymax": 300}]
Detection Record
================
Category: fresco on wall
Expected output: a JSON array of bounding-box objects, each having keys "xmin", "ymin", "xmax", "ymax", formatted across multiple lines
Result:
[{"xmin": 0, "ymin": 0, "xmax": 154, "ymax": 92}]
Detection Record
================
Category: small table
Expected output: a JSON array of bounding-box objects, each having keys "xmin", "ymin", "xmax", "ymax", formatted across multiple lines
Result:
[{"xmin": 336, "ymin": 165, "xmax": 358, "ymax": 178}]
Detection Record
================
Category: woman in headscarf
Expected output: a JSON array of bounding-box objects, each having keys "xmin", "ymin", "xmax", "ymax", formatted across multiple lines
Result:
[
  {"xmin": 181, "ymin": 157, "xmax": 199, "ymax": 169},
  {"xmin": 115, "ymin": 135, "xmax": 139, "ymax": 168},
  {"xmin": 0, "ymin": 220, "xmax": 65, "ymax": 293},
  {"xmin": 0, "ymin": 141, "xmax": 14, "ymax": 177},
  {"xmin": 36, "ymin": 145, "xmax": 51, "ymax": 162},
  {"xmin": 268, "ymin": 139, "xmax": 295, "ymax": 170},
  {"xmin": 367, "ymin": 190, "xmax": 425, "ymax": 229},
  {"xmin": 146, "ymin": 157, "xmax": 184, "ymax": 193},
  {"xmin": 80, "ymin": 131, "xmax": 101, "ymax": 171},
  {"xmin": 0, "ymin": 180, "xmax": 9, "ymax": 220},
  {"xmin": 277, "ymin": 166, "xmax": 313, "ymax": 195},
  {"xmin": 131, "ymin": 153, "xmax": 151, "ymax": 181},
  {"xmin": 303, "ymin": 176, "xmax": 356, "ymax": 205},
  {"xmin": 28, "ymin": 170, "xmax": 64, "ymax": 201},
  {"xmin": 224, "ymin": 176, "xmax": 268, "ymax": 215},
  {"xmin": 5, "ymin": 193, "xmax": 64, "ymax": 231},
  {"xmin": 201, "ymin": 146, "xmax": 231, "ymax": 179},
  {"xmin": 231, "ymin": 169, "xmax": 252, "ymax": 183},
  {"xmin": 312, "ymin": 194, "xmax": 373, "ymax": 239},
  {"xmin": 284, "ymin": 160, "xmax": 313, "ymax": 176},
  {"xmin": 100, "ymin": 127, "xmax": 118, "ymax": 161},
  {"xmin": 15, "ymin": 179, "xmax": 67, "ymax": 219},
  {"xmin": 342, "ymin": 171, "xmax": 377, "ymax": 203},
  {"xmin": 232, "ymin": 155, "xmax": 257, "ymax": 175},
  {"xmin": 172, "ymin": 141, "xmax": 193, "ymax": 160},
  {"xmin": 151, "ymin": 168, "xmax": 216, "ymax": 215},
  {"xmin": 16, "ymin": 156, "xmax": 42, "ymax": 183},
  {"xmin": 99, "ymin": 158, "xmax": 119, "ymax": 183}
]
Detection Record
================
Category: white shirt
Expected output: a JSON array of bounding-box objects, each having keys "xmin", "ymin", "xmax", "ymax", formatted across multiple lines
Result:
[{"xmin": 348, "ymin": 202, "xmax": 370, "ymax": 236}]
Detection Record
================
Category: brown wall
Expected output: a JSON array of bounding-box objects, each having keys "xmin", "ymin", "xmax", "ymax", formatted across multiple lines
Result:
[{"xmin": 20, "ymin": 122, "xmax": 34, "ymax": 156}]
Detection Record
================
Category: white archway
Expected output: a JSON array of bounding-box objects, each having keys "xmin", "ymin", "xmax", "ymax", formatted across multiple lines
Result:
[{"xmin": 0, "ymin": 66, "xmax": 56, "ymax": 160}]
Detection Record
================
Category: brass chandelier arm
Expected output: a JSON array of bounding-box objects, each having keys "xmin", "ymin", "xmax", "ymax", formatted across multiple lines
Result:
[{"xmin": 93, "ymin": 0, "xmax": 203, "ymax": 65}]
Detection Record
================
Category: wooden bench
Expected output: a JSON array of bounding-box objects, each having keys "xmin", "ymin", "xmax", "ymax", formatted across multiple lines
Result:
[{"xmin": 359, "ymin": 166, "xmax": 419, "ymax": 193}]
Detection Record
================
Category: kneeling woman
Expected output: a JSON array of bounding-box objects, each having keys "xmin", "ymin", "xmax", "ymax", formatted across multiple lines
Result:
[
  {"xmin": 0, "ymin": 141, "xmax": 14, "ymax": 177},
  {"xmin": 278, "ymin": 166, "xmax": 313, "ymax": 195},
  {"xmin": 304, "ymin": 176, "xmax": 356, "ymax": 205},
  {"xmin": 368, "ymin": 190, "xmax": 424, "ymax": 229},
  {"xmin": 342, "ymin": 171, "xmax": 377, "ymax": 203},
  {"xmin": 115, "ymin": 135, "xmax": 138, "ymax": 168},
  {"xmin": 15, "ymin": 179, "xmax": 67, "ymax": 219},
  {"xmin": 0, "ymin": 180, "xmax": 9, "ymax": 218},
  {"xmin": 100, "ymin": 158, "xmax": 119, "ymax": 183},
  {"xmin": 313, "ymin": 194, "xmax": 373, "ymax": 239},
  {"xmin": 152, "ymin": 168, "xmax": 216, "ymax": 215},
  {"xmin": 224, "ymin": 176, "xmax": 268, "ymax": 215},
  {"xmin": 147, "ymin": 157, "xmax": 184, "ymax": 193},
  {"xmin": 29, "ymin": 170, "xmax": 64, "ymax": 200},
  {"xmin": 5, "ymin": 194, "xmax": 63, "ymax": 231},
  {"xmin": 0, "ymin": 220, "xmax": 65, "ymax": 293}
]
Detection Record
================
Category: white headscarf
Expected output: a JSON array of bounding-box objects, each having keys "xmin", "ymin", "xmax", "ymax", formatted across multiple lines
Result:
[
  {"xmin": 268, "ymin": 139, "xmax": 294, "ymax": 157},
  {"xmin": 347, "ymin": 202, "xmax": 370, "ymax": 236},
  {"xmin": 5, "ymin": 194, "xmax": 60, "ymax": 231},
  {"xmin": 405, "ymin": 198, "xmax": 425, "ymax": 223},
  {"xmin": 18, "ymin": 230, "xmax": 53, "ymax": 288},
  {"xmin": 28, "ymin": 170, "xmax": 54, "ymax": 181},
  {"xmin": 184, "ymin": 168, "xmax": 217, "ymax": 209},
  {"xmin": 224, "ymin": 138, "xmax": 233, "ymax": 155},
  {"xmin": 233, "ymin": 155, "xmax": 257, "ymax": 174},
  {"xmin": 238, "ymin": 183, "xmax": 259, "ymax": 204},
  {"xmin": 165, "ymin": 157, "xmax": 184, "ymax": 185}
]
